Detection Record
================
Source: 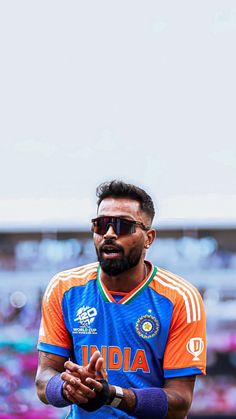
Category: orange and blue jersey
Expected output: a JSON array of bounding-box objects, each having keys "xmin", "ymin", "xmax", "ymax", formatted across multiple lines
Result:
[{"xmin": 38, "ymin": 261, "xmax": 206, "ymax": 418}]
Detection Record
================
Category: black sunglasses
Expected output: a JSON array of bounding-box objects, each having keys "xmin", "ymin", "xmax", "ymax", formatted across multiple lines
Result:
[{"xmin": 91, "ymin": 216, "xmax": 150, "ymax": 236}]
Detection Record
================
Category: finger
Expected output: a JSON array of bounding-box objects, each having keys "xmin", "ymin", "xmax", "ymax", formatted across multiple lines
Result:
[
  {"xmin": 64, "ymin": 361, "xmax": 93, "ymax": 382},
  {"xmin": 64, "ymin": 385, "xmax": 88, "ymax": 404},
  {"xmin": 95, "ymin": 356, "xmax": 103, "ymax": 371},
  {"xmin": 65, "ymin": 368, "xmax": 81, "ymax": 378},
  {"xmin": 99, "ymin": 366, "xmax": 108, "ymax": 380},
  {"xmin": 65, "ymin": 378, "xmax": 97, "ymax": 399},
  {"xmin": 64, "ymin": 360, "xmax": 82, "ymax": 374},
  {"xmin": 87, "ymin": 350, "xmax": 101, "ymax": 373},
  {"xmin": 75, "ymin": 367, "xmax": 94, "ymax": 382},
  {"xmin": 74, "ymin": 380, "xmax": 101, "ymax": 399},
  {"xmin": 64, "ymin": 383, "xmax": 90, "ymax": 403},
  {"xmin": 61, "ymin": 372, "xmax": 81, "ymax": 386},
  {"xmin": 85, "ymin": 377, "xmax": 103, "ymax": 393},
  {"xmin": 95, "ymin": 357, "xmax": 108, "ymax": 380}
]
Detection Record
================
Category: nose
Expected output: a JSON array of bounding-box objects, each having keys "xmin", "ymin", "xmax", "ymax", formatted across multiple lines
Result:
[{"xmin": 104, "ymin": 224, "xmax": 118, "ymax": 239}]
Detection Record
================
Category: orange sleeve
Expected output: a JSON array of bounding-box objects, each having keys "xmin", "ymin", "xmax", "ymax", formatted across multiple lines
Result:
[
  {"xmin": 37, "ymin": 275, "xmax": 72, "ymax": 357},
  {"xmin": 163, "ymin": 287, "xmax": 206, "ymax": 378}
]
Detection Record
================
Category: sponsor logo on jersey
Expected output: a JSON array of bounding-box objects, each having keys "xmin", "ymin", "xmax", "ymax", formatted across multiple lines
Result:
[
  {"xmin": 136, "ymin": 314, "xmax": 160, "ymax": 339},
  {"xmin": 81, "ymin": 345, "xmax": 150, "ymax": 373},
  {"xmin": 186, "ymin": 337, "xmax": 204, "ymax": 360},
  {"xmin": 73, "ymin": 305, "xmax": 98, "ymax": 335}
]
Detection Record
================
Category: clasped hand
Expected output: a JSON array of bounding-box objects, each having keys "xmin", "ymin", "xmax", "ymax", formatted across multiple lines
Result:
[{"xmin": 61, "ymin": 350, "xmax": 110, "ymax": 408}]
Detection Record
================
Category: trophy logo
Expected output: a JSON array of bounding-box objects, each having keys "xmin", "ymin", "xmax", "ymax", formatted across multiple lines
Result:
[{"xmin": 186, "ymin": 337, "xmax": 204, "ymax": 361}]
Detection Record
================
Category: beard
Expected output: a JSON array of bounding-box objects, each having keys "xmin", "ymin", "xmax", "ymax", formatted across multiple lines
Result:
[{"xmin": 95, "ymin": 240, "xmax": 143, "ymax": 276}]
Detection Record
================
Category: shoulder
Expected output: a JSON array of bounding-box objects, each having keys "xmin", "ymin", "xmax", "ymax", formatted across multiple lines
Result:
[
  {"xmin": 43, "ymin": 262, "xmax": 98, "ymax": 303},
  {"xmin": 149, "ymin": 266, "xmax": 204, "ymax": 324}
]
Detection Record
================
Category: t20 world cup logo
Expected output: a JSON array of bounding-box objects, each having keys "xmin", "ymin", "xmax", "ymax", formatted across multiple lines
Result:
[
  {"xmin": 186, "ymin": 337, "xmax": 204, "ymax": 361},
  {"xmin": 74, "ymin": 306, "xmax": 97, "ymax": 327}
]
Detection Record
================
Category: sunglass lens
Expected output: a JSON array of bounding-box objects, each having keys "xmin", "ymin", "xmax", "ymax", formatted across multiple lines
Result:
[
  {"xmin": 92, "ymin": 217, "xmax": 136, "ymax": 235},
  {"xmin": 119, "ymin": 219, "xmax": 135, "ymax": 235},
  {"xmin": 93, "ymin": 217, "xmax": 108, "ymax": 234}
]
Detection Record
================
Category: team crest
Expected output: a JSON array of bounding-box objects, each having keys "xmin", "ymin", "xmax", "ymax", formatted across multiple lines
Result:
[{"xmin": 136, "ymin": 315, "xmax": 160, "ymax": 339}]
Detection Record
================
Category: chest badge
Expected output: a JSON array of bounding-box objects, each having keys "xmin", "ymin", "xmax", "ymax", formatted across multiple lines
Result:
[
  {"xmin": 136, "ymin": 314, "xmax": 160, "ymax": 339},
  {"xmin": 73, "ymin": 305, "xmax": 98, "ymax": 335}
]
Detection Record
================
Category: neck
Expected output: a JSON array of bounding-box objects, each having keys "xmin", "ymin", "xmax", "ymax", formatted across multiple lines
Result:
[{"xmin": 100, "ymin": 259, "xmax": 148, "ymax": 293}]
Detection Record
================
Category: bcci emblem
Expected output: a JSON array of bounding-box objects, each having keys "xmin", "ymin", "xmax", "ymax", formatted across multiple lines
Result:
[{"xmin": 136, "ymin": 315, "xmax": 160, "ymax": 339}]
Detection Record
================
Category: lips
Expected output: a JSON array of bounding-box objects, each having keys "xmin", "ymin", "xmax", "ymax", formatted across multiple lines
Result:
[{"xmin": 100, "ymin": 244, "xmax": 123, "ymax": 259}]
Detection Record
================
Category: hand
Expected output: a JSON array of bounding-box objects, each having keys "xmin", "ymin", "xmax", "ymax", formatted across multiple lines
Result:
[
  {"xmin": 63, "ymin": 375, "xmax": 105, "ymax": 406},
  {"xmin": 61, "ymin": 350, "xmax": 108, "ymax": 406},
  {"xmin": 61, "ymin": 350, "xmax": 106, "ymax": 383}
]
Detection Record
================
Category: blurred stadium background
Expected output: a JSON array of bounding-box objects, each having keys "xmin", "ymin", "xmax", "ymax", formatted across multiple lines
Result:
[
  {"xmin": 0, "ymin": 226, "xmax": 236, "ymax": 418},
  {"xmin": 1, "ymin": 1, "xmax": 236, "ymax": 418}
]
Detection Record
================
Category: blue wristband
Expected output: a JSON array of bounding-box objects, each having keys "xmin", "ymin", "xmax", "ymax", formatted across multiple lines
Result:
[
  {"xmin": 45, "ymin": 373, "xmax": 72, "ymax": 408},
  {"xmin": 131, "ymin": 387, "xmax": 168, "ymax": 419}
]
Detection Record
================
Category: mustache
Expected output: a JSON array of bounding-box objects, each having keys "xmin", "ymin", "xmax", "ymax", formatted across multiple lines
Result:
[{"xmin": 100, "ymin": 239, "xmax": 124, "ymax": 253}]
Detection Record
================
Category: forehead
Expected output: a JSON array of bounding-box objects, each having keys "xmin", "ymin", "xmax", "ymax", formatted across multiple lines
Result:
[{"xmin": 97, "ymin": 197, "xmax": 143, "ymax": 221}]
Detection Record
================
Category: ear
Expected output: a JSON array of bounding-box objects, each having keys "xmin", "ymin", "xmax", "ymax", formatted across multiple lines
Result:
[{"xmin": 144, "ymin": 229, "xmax": 156, "ymax": 249}]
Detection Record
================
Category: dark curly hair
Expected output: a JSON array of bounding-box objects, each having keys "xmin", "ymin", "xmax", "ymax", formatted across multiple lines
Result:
[{"xmin": 96, "ymin": 180, "xmax": 155, "ymax": 223}]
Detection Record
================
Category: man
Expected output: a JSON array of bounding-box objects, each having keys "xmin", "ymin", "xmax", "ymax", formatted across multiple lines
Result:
[{"xmin": 36, "ymin": 180, "xmax": 206, "ymax": 418}]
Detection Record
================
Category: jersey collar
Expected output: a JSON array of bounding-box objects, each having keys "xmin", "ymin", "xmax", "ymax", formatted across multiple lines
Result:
[{"xmin": 97, "ymin": 261, "xmax": 157, "ymax": 305}]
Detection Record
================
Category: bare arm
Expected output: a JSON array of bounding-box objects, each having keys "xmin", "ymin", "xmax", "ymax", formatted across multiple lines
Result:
[
  {"xmin": 35, "ymin": 351, "xmax": 68, "ymax": 403},
  {"xmin": 163, "ymin": 375, "xmax": 196, "ymax": 418},
  {"xmin": 35, "ymin": 350, "xmax": 103, "ymax": 405}
]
